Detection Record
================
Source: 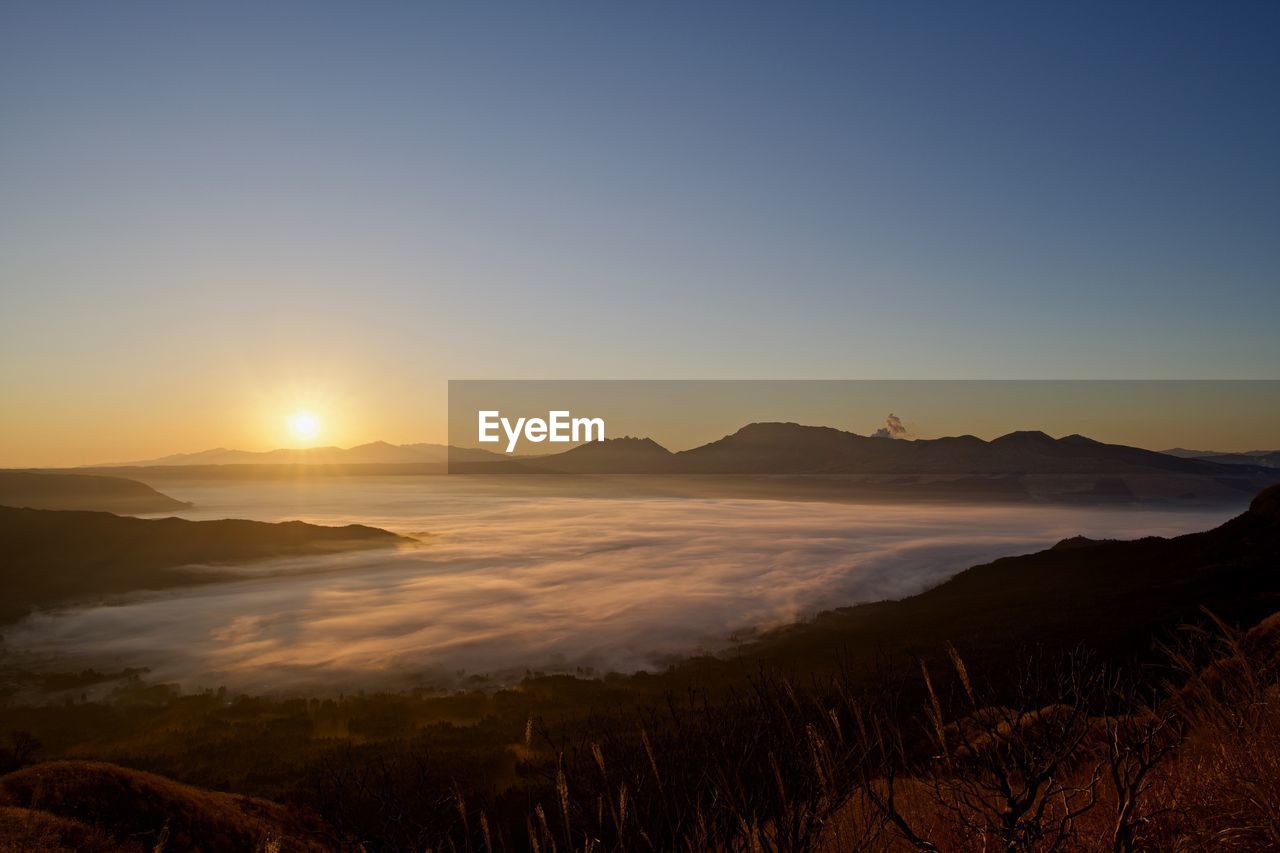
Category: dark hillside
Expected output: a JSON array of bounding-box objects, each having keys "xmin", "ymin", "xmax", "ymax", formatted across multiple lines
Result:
[
  {"xmin": 0, "ymin": 507, "xmax": 410, "ymax": 624},
  {"xmin": 0, "ymin": 761, "xmax": 327, "ymax": 851},
  {"xmin": 0, "ymin": 471, "xmax": 189, "ymax": 514},
  {"xmin": 737, "ymin": 483, "xmax": 1280, "ymax": 676}
]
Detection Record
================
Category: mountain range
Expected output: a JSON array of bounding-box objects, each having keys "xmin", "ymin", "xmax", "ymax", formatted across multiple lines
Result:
[
  {"xmin": 1163, "ymin": 447, "xmax": 1280, "ymax": 468},
  {"xmin": 475, "ymin": 422, "xmax": 1276, "ymax": 477},
  {"xmin": 93, "ymin": 441, "xmax": 505, "ymax": 467},
  {"xmin": 89, "ymin": 427, "xmax": 1278, "ymax": 477},
  {"xmin": 70, "ymin": 425, "xmax": 1279, "ymax": 506}
]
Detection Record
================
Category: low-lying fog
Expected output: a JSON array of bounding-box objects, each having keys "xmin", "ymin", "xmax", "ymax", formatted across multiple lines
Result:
[{"xmin": 6, "ymin": 478, "xmax": 1236, "ymax": 692}]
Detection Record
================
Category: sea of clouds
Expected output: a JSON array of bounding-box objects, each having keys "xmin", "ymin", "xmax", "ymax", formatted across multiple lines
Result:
[{"xmin": 5, "ymin": 479, "xmax": 1235, "ymax": 692}]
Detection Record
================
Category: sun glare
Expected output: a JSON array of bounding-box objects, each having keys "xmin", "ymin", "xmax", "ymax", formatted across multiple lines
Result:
[{"xmin": 287, "ymin": 410, "xmax": 322, "ymax": 444}]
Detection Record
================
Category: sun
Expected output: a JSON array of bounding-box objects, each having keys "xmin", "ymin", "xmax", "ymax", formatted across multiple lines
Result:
[{"xmin": 287, "ymin": 410, "xmax": 322, "ymax": 444}]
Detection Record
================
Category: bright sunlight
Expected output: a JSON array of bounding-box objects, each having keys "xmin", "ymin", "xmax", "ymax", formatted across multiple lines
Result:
[{"xmin": 287, "ymin": 410, "xmax": 321, "ymax": 444}]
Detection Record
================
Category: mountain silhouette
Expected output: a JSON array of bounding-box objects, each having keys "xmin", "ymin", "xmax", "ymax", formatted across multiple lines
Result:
[
  {"xmin": 1162, "ymin": 447, "xmax": 1280, "ymax": 468},
  {"xmin": 737, "ymin": 483, "xmax": 1280, "ymax": 673},
  {"xmin": 93, "ymin": 441, "xmax": 505, "ymax": 467},
  {"xmin": 711, "ymin": 423, "xmax": 1246, "ymax": 474},
  {"xmin": 0, "ymin": 506, "xmax": 410, "ymax": 624},
  {"xmin": 525, "ymin": 437, "xmax": 678, "ymax": 473},
  {"xmin": 0, "ymin": 471, "xmax": 189, "ymax": 514},
  {"xmin": 525, "ymin": 422, "xmax": 1269, "ymax": 477}
]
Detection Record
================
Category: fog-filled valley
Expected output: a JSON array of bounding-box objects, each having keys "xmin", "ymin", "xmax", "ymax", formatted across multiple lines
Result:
[{"xmin": 2, "ymin": 477, "xmax": 1235, "ymax": 692}]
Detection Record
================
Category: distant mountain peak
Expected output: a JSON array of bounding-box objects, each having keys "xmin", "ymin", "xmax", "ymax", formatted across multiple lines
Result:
[
  {"xmin": 733, "ymin": 421, "xmax": 861, "ymax": 439},
  {"xmin": 556, "ymin": 436, "xmax": 672, "ymax": 455},
  {"xmin": 525, "ymin": 434, "xmax": 673, "ymax": 473},
  {"xmin": 606, "ymin": 436, "xmax": 669, "ymax": 448},
  {"xmin": 993, "ymin": 430, "xmax": 1055, "ymax": 444},
  {"xmin": 734, "ymin": 421, "xmax": 794, "ymax": 434},
  {"xmin": 933, "ymin": 434, "xmax": 985, "ymax": 445},
  {"xmin": 1050, "ymin": 535, "xmax": 1109, "ymax": 550}
]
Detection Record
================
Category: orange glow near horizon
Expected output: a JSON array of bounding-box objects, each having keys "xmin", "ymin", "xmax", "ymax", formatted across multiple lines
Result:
[{"xmin": 1, "ymin": 379, "xmax": 1278, "ymax": 469}]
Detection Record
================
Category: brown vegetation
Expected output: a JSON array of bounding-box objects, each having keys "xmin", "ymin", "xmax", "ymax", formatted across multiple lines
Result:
[{"xmin": 0, "ymin": 761, "xmax": 327, "ymax": 852}]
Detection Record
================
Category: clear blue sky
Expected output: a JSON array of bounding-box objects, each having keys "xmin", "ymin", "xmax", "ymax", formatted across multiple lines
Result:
[{"xmin": 1, "ymin": 2, "xmax": 1277, "ymax": 464}]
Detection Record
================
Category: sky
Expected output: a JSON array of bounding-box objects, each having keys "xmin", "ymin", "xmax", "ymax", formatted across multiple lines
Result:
[{"xmin": 1, "ymin": 2, "xmax": 1278, "ymax": 465}]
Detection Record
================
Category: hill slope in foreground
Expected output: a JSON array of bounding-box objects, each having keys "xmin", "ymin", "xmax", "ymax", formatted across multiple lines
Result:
[
  {"xmin": 0, "ymin": 761, "xmax": 326, "ymax": 852},
  {"xmin": 0, "ymin": 507, "xmax": 410, "ymax": 625},
  {"xmin": 0, "ymin": 471, "xmax": 188, "ymax": 514},
  {"xmin": 733, "ymin": 482, "xmax": 1280, "ymax": 676}
]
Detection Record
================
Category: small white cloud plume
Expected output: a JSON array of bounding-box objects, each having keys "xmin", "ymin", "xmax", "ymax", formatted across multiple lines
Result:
[{"xmin": 871, "ymin": 413, "xmax": 909, "ymax": 439}]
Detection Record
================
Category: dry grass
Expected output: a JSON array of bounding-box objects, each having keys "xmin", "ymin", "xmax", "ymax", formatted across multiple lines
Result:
[
  {"xmin": 808, "ymin": 613, "xmax": 1280, "ymax": 852},
  {"xmin": 0, "ymin": 761, "xmax": 327, "ymax": 852},
  {"xmin": 0, "ymin": 804, "xmax": 115, "ymax": 852},
  {"xmin": 5, "ymin": 615, "xmax": 1280, "ymax": 851}
]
